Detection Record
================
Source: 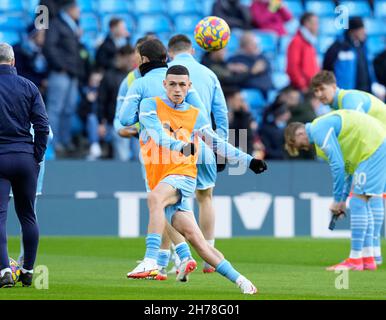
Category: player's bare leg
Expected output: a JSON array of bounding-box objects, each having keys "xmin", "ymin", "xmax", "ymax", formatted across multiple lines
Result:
[
  {"xmin": 127, "ymin": 183, "xmax": 180, "ymax": 279},
  {"xmin": 172, "ymin": 211, "xmax": 257, "ymax": 294},
  {"xmin": 196, "ymin": 188, "xmax": 216, "ymax": 273}
]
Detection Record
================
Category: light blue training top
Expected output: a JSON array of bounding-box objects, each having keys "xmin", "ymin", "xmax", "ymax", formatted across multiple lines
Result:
[{"xmin": 139, "ymin": 95, "xmax": 252, "ymax": 168}]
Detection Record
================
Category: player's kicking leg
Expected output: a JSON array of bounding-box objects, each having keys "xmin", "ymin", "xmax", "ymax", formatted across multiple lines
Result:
[
  {"xmin": 127, "ymin": 183, "xmax": 178, "ymax": 279},
  {"xmin": 172, "ymin": 210, "xmax": 257, "ymax": 295}
]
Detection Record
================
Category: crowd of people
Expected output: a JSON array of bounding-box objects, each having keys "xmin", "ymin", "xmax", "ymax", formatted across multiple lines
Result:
[{"xmin": 10, "ymin": 0, "xmax": 386, "ymax": 161}]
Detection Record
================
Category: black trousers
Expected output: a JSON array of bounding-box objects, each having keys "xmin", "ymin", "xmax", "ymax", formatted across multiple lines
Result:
[{"xmin": 0, "ymin": 152, "xmax": 40, "ymax": 271}]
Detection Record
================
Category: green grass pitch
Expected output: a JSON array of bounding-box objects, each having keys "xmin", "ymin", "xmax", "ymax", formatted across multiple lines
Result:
[{"xmin": 1, "ymin": 237, "xmax": 385, "ymax": 300}]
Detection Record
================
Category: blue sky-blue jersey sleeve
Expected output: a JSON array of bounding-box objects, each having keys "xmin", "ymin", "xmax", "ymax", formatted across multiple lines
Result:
[
  {"xmin": 194, "ymin": 111, "xmax": 252, "ymax": 167},
  {"xmin": 114, "ymin": 77, "xmax": 129, "ymax": 132},
  {"xmin": 311, "ymin": 121, "xmax": 345, "ymax": 202},
  {"xmin": 119, "ymin": 79, "xmax": 142, "ymax": 127}
]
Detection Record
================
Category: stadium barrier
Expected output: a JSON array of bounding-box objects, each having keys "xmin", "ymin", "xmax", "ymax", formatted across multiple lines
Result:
[{"xmin": 6, "ymin": 161, "xmax": 386, "ymax": 238}]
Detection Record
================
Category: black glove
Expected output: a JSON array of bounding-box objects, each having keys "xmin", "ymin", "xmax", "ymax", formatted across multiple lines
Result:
[
  {"xmin": 249, "ymin": 158, "xmax": 267, "ymax": 174},
  {"xmin": 180, "ymin": 142, "xmax": 196, "ymax": 157}
]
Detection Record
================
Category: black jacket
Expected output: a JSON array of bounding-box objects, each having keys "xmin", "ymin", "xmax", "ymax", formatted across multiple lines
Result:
[
  {"xmin": 0, "ymin": 65, "xmax": 49, "ymax": 162},
  {"xmin": 43, "ymin": 15, "xmax": 84, "ymax": 78},
  {"xmin": 13, "ymin": 42, "xmax": 48, "ymax": 90},
  {"xmin": 212, "ymin": 0, "xmax": 251, "ymax": 29},
  {"xmin": 95, "ymin": 36, "xmax": 117, "ymax": 70},
  {"xmin": 374, "ymin": 50, "xmax": 386, "ymax": 88},
  {"xmin": 98, "ymin": 67, "xmax": 128, "ymax": 124},
  {"xmin": 259, "ymin": 122, "xmax": 286, "ymax": 160}
]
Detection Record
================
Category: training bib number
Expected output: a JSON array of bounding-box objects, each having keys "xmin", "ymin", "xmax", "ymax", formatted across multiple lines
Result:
[{"xmin": 354, "ymin": 172, "xmax": 367, "ymax": 187}]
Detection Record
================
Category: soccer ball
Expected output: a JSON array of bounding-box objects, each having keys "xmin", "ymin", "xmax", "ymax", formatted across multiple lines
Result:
[
  {"xmin": 194, "ymin": 16, "xmax": 231, "ymax": 52},
  {"xmin": 9, "ymin": 257, "xmax": 20, "ymax": 282}
]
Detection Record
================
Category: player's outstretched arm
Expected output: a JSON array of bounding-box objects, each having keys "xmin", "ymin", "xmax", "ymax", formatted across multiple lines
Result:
[
  {"xmin": 195, "ymin": 112, "xmax": 267, "ymax": 174},
  {"xmin": 312, "ymin": 122, "xmax": 346, "ymax": 202},
  {"xmin": 139, "ymin": 98, "xmax": 185, "ymax": 152}
]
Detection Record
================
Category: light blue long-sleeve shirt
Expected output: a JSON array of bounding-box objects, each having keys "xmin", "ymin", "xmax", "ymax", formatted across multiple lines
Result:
[
  {"xmin": 139, "ymin": 96, "xmax": 252, "ymax": 168},
  {"xmin": 114, "ymin": 69, "xmax": 142, "ymax": 132},
  {"xmin": 168, "ymin": 53, "xmax": 229, "ymax": 140},
  {"xmin": 119, "ymin": 67, "xmax": 208, "ymax": 128},
  {"xmin": 305, "ymin": 114, "xmax": 352, "ymax": 202}
]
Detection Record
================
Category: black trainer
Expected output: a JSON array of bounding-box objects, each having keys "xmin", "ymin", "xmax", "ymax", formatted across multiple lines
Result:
[
  {"xmin": 19, "ymin": 272, "xmax": 33, "ymax": 287},
  {"xmin": 0, "ymin": 272, "xmax": 15, "ymax": 288}
]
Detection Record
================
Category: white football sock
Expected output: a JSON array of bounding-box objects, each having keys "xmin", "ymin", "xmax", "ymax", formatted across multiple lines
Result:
[{"xmin": 1, "ymin": 268, "xmax": 12, "ymax": 277}]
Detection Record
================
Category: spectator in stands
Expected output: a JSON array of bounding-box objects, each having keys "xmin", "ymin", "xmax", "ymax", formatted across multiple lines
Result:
[
  {"xmin": 212, "ymin": 0, "xmax": 252, "ymax": 30},
  {"xmin": 250, "ymin": 0, "xmax": 292, "ymax": 36},
  {"xmin": 201, "ymin": 49, "xmax": 250, "ymax": 92},
  {"xmin": 227, "ymin": 32, "xmax": 273, "ymax": 97},
  {"xmin": 98, "ymin": 45, "xmax": 136, "ymax": 159},
  {"xmin": 226, "ymin": 88, "xmax": 258, "ymax": 155},
  {"xmin": 13, "ymin": 25, "xmax": 48, "ymax": 96},
  {"xmin": 39, "ymin": 0, "xmax": 66, "ymax": 18},
  {"xmin": 287, "ymin": 12, "xmax": 319, "ymax": 93},
  {"xmin": 78, "ymin": 69, "xmax": 104, "ymax": 160},
  {"xmin": 95, "ymin": 18, "xmax": 130, "ymax": 71},
  {"xmin": 323, "ymin": 17, "xmax": 374, "ymax": 93},
  {"xmin": 259, "ymin": 104, "xmax": 290, "ymax": 160},
  {"xmin": 43, "ymin": 0, "xmax": 83, "ymax": 155},
  {"xmin": 374, "ymin": 49, "xmax": 386, "ymax": 100}
]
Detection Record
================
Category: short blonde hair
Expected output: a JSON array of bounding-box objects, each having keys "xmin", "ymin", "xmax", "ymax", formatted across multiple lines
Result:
[{"xmin": 284, "ymin": 122, "xmax": 305, "ymax": 157}]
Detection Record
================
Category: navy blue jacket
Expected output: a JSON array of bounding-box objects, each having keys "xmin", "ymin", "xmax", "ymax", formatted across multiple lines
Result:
[{"xmin": 0, "ymin": 64, "xmax": 49, "ymax": 162}]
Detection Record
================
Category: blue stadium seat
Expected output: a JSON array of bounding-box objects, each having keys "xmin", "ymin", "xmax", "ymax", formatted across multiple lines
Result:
[
  {"xmin": 78, "ymin": 0, "xmax": 95, "ymax": 12},
  {"xmin": 0, "ymin": 0, "xmax": 23, "ymax": 11},
  {"xmin": 0, "ymin": 31, "xmax": 20, "ymax": 45},
  {"xmin": 174, "ymin": 14, "xmax": 201, "ymax": 34},
  {"xmin": 285, "ymin": 19, "xmax": 299, "ymax": 35},
  {"xmin": 272, "ymin": 72, "xmax": 290, "ymax": 90},
  {"xmin": 364, "ymin": 18, "xmax": 385, "ymax": 36},
  {"xmin": 367, "ymin": 35, "xmax": 385, "ymax": 56},
  {"xmin": 0, "ymin": 14, "xmax": 27, "ymax": 31},
  {"xmin": 79, "ymin": 13, "xmax": 99, "ymax": 32},
  {"xmin": 136, "ymin": 14, "xmax": 172, "ymax": 34},
  {"xmin": 167, "ymin": 0, "xmax": 201, "ymax": 15},
  {"xmin": 374, "ymin": 0, "xmax": 386, "ymax": 18},
  {"xmin": 97, "ymin": 0, "xmax": 131, "ymax": 13},
  {"xmin": 318, "ymin": 35, "xmax": 335, "ymax": 53},
  {"xmin": 319, "ymin": 17, "xmax": 343, "ymax": 35},
  {"xmin": 283, "ymin": 0, "xmax": 304, "ymax": 17},
  {"xmin": 101, "ymin": 13, "xmax": 136, "ymax": 34},
  {"xmin": 202, "ymin": 0, "xmax": 215, "ymax": 16},
  {"xmin": 275, "ymin": 54, "xmax": 287, "ymax": 72},
  {"xmin": 279, "ymin": 35, "xmax": 292, "ymax": 54},
  {"xmin": 26, "ymin": 0, "xmax": 40, "ymax": 12},
  {"xmin": 305, "ymin": 1, "xmax": 336, "ymax": 17},
  {"xmin": 80, "ymin": 31, "xmax": 99, "ymax": 57},
  {"xmin": 339, "ymin": 1, "xmax": 372, "ymax": 17},
  {"xmin": 254, "ymin": 31, "xmax": 278, "ymax": 55},
  {"xmin": 133, "ymin": 0, "xmax": 165, "ymax": 14}
]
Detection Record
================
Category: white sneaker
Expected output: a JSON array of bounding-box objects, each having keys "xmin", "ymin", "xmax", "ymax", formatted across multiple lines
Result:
[
  {"xmin": 87, "ymin": 143, "xmax": 102, "ymax": 160},
  {"xmin": 127, "ymin": 259, "xmax": 159, "ymax": 279},
  {"xmin": 168, "ymin": 245, "xmax": 181, "ymax": 274},
  {"xmin": 237, "ymin": 277, "xmax": 258, "ymax": 295},
  {"xmin": 176, "ymin": 258, "xmax": 197, "ymax": 282}
]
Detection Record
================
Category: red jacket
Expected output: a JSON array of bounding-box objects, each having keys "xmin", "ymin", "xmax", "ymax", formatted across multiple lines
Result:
[
  {"xmin": 286, "ymin": 30, "xmax": 320, "ymax": 91},
  {"xmin": 250, "ymin": 2, "xmax": 292, "ymax": 36}
]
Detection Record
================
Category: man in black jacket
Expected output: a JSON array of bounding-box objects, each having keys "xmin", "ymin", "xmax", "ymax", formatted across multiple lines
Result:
[
  {"xmin": 43, "ymin": 0, "xmax": 82, "ymax": 155},
  {"xmin": 0, "ymin": 43, "xmax": 49, "ymax": 288},
  {"xmin": 98, "ymin": 45, "xmax": 135, "ymax": 158},
  {"xmin": 95, "ymin": 18, "xmax": 130, "ymax": 71}
]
